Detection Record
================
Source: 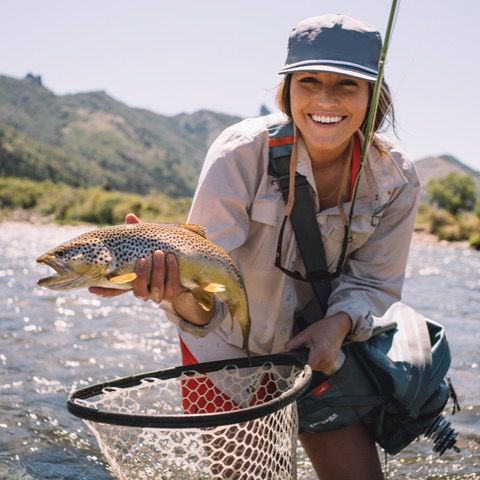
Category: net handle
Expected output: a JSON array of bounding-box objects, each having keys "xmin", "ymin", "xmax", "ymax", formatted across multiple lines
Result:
[{"xmin": 67, "ymin": 351, "xmax": 312, "ymax": 429}]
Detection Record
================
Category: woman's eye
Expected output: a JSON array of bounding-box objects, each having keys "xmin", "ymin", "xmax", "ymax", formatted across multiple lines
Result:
[
  {"xmin": 339, "ymin": 80, "xmax": 358, "ymax": 87},
  {"xmin": 299, "ymin": 76, "xmax": 318, "ymax": 84}
]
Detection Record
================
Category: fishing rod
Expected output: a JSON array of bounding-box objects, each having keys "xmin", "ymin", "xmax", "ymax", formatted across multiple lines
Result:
[{"xmin": 345, "ymin": 0, "xmax": 400, "ymax": 235}]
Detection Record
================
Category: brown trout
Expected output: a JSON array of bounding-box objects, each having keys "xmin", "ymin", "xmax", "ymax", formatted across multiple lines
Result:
[{"xmin": 36, "ymin": 223, "xmax": 250, "ymax": 353}]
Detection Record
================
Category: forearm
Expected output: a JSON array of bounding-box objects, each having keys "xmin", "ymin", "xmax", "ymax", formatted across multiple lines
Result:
[{"xmin": 328, "ymin": 180, "xmax": 420, "ymax": 341}]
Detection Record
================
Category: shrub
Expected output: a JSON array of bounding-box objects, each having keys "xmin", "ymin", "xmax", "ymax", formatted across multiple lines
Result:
[
  {"xmin": 0, "ymin": 177, "xmax": 191, "ymax": 225},
  {"xmin": 428, "ymin": 208, "xmax": 456, "ymax": 235},
  {"xmin": 437, "ymin": 224, "xmax": 463, "ymax": 241},
  {"xmin": 415, "ymin": 203, "xmax": 433, "ymax": 231},
  {"xmin": 427, "ymin": 173, "xmax": 476, "ymax": 216},
  {"xmin": 469, "ymin": 233, "xmax": 480, "ymax": 250},
  {"xmin": 458, "ymin": 213, "xmax": 480, "ymax": 239}
]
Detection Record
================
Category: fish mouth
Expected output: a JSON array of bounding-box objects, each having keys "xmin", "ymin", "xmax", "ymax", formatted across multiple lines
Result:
[{"xmin": 36, "ymin": 254, "xmax": 85, "ymax": 290}]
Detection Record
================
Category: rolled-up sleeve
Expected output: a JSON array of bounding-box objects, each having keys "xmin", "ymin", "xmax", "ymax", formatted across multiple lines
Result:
[
  {"xmin": 326, "ymin": 162, "xmax": 421, "ymax": 341},
  {"xmin": 163, "ymin": 121, "xmax": 266, "ymax": 332},
  {"xmin": 189, "ymin": 124, "xmax": 268, "ymax": 249}
]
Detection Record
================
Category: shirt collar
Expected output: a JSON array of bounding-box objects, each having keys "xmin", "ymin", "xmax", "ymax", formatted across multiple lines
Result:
[
  {"xmin": 294, "ymin": 131, "xmax": 408, "ymax": 202},
  {"xmin": 358, "ymin": 131, "xmax": 409, "ymax": 194}
]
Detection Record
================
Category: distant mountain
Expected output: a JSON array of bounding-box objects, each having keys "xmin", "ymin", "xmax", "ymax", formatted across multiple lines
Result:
[
  {"xmin": 415, "ymin": 154, "xmax": 480, "ymax": 196},
  {"xmin": 0, "ymin": 74, "xmax": 241, "ymax": 197},
  {"xmin": 2, "ymin": 73, "xmax": 477, "ymax": 201}
]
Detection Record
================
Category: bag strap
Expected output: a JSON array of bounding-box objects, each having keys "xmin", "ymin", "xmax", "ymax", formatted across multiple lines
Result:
[
  {"xmin": 267, "ymin": 121, "xmax": 331, "ymax": 315},
  {"xmin": 390, "ymin": 305, "xmax": 433, "ymax": 417}
]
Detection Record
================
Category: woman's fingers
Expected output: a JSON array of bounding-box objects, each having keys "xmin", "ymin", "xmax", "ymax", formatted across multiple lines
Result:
[
  {"xmin": 308, "ymin": 345, "xmax": 337, "ymax": 372},
  {"xmin": 121, "ymin": 215, "xmax": 185, "ymax": 303},
  {"xmin": 130, "ymin": 251, "xmax": 185, "ymax": 304},
  {"xmin": 164, "ymin": 254, "xmax": 185, "ymax": 300},
  {"xmin": 125, "ymin": 213, "xmax": 141, "ymax": 224},
  {"xmin": 132, "ymin": 258, "xmax": 150, "ymax": 300},
  {"xmin": 285, "ymin": 314, "xmax": 350, "ymax": 373},
  {"xmin": 285, "ymin": 329, "xmax": 310, "ymax": 352},
  {"xmin": 150, "ymin": 251, "xmax": 166, "ymax": 303}
]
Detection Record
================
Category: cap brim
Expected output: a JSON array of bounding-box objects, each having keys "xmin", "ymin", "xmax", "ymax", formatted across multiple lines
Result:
[{"xmin": 278, "ymin": 64, "xmax": 378, "ymax": 83}]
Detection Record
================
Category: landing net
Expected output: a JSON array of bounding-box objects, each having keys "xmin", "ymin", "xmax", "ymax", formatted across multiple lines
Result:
[{"xmin": 68, "ymin": 353, "xmax": 311, "ymax": 480}]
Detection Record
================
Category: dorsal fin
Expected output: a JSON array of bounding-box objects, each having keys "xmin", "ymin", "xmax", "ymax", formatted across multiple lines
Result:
[{"xmin": 180, "ymin": 224, "xmax": 208, "ymax": 238}]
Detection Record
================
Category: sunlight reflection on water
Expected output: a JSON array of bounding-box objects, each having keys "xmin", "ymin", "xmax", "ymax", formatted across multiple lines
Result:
[{"xmin": 0, "ymin": 223, "xmax": 479, "ymax": 479}]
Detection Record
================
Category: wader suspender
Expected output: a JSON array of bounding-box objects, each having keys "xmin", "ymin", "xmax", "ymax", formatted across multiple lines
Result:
[{"xmin": 267, "ymin": 122, "xmax": 331, "ymax": 329}]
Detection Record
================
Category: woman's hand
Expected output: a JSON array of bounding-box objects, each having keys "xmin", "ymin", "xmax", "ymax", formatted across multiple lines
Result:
[
  {"xmin": 285, "ymin": 312, "xmax": 352, "ymax": 373},
  {"xmin": 88, "ymin": 213, "xmax": 186, "ymax": 303}
]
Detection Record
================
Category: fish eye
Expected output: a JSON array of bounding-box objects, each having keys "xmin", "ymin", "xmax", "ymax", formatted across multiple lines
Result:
[{"xmin": 57, "ymin": 250, "xmax": 65, "ymax": 257}]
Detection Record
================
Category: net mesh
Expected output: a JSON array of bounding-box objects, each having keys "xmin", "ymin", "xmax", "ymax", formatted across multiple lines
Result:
[{"xmin": 76, "ymin": 361, "xmax": 308, "ymax": 480}]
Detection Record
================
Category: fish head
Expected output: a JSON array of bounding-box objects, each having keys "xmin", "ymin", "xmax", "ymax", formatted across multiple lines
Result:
[{"xmin": 36, "ymin": 237, "xmax": 113, "ymax": 290}]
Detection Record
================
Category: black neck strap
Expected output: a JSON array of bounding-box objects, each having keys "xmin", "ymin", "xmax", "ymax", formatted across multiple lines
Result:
[{"xmin": 269, "ymin": 154, "xmax": 332, "ymax": 315}]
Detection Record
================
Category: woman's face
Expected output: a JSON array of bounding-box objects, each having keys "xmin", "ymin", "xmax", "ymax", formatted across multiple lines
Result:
[{"xmin": 289, "ymin": 72, "xmax": 370, "ymax": 160}]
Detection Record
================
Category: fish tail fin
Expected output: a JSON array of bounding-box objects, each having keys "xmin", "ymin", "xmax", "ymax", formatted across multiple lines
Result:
[{"xmin": 227, "ymin": 300, "xmax": 251, "ymax": 359}]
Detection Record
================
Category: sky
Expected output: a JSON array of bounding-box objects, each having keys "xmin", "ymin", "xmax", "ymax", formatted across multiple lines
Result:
[{"xmin": 2, "ymin": 0, "xmax": 479, "ymax": 169}]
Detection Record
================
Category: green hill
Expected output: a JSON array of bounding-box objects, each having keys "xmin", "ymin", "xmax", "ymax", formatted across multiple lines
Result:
[
  {"xmin": 0, "ymin": 74, "xmax": 241, "ymax": 197},
  {"xmin": 2, "ymin": 73, "xmax": 478, "ymax": 201},
  {"xmin": 415, "ymin": 154, "xmax": 480, "ymax": 198}
]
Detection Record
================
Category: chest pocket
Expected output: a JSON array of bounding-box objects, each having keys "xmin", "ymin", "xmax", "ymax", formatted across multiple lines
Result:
[
  {"xmin": 348, "ymin": 190, "xmax": 396, "ymax": 251},
  {"xmin": 319, "ymin": 195, "xmax": 392, "ymax": 261},
  {"xmin": 242, "ymin": 197, "xmax": 283, "ymax": 271},
  {"xmin": 370, "ymin": 190, "xmax": 394, "ymax": 226}
]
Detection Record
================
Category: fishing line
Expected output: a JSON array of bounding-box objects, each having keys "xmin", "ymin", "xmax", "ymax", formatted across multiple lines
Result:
[
  {"xmin": 392, "ymin": 1, "xmax": 442, "ymax": 92},
  {"xmin": 387, "ymin": 0, "xmax": 443, "ymax": 140}
]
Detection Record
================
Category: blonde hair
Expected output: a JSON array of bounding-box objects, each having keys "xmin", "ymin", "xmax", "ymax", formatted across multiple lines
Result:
[{"xmin": 275, "ymin": 75, "xmax": 396, "ymax": 152}]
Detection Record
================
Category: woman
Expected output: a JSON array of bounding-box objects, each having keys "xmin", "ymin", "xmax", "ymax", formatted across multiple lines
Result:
[{"xmin": 92, "ymin": 14, "xmax": 420, "ymax": 480}]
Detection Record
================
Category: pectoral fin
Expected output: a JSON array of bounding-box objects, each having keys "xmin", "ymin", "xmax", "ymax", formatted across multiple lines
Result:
[
  {"xmin": 201, "ymin": 282, "xmax": 226, "ymax": 293},
  {"xmin": 191, "ymin": 288, "xmax": 216, "ymax": 312},
  {"xmin": 109, "ymin": 272, "xmax": 137, "ymax": 284}
]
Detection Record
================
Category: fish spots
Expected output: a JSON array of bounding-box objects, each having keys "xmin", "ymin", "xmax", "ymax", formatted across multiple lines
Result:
[
  {"xmin": 37, "ymin": 222, "xmax": 250, "ymax": 352},
  {"xmin": 42, "ymin": 223, "xmax": 244, "ymax": 287}
]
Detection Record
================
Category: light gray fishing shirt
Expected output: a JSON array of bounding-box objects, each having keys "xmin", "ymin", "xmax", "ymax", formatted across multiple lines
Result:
[{"xmin": 165, "ymin": 112, "xmax": 421, "ymax": 356}]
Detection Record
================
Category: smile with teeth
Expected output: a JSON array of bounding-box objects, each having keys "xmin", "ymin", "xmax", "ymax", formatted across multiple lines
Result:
[{"xmin": 310, "ymin": 114, "xmax": 344, "ymax": 124}]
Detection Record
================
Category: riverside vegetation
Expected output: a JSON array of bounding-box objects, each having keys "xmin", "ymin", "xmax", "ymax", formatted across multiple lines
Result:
[
  {"xmin": 415, "ymin": 172, "xmax": 480, "ymax": 249},
  {"xmin": 2, "ymin": 171, "xmax": 480, "ymax": 250},
  {"xmin": 0, "ymin": 176, "xmax": 191, "ymax": 225},
  {"xmin": 1, "ymin": 74, "xmax": 479, "ymax": 247}
]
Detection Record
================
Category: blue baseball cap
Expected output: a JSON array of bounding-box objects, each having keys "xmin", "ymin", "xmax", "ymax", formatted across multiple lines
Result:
[{"xmin": 279, "ymin": 14, "xmax": 383, "ymax": 82}]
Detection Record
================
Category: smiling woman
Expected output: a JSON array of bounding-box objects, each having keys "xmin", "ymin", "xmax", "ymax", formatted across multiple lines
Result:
[
  {"xmin": 88, "ymin": 12, "xmax": 420, "ymax": 480},
  {"xmin": 286, "ymin": 72, "xmax": 370, "ymax": 211},
  {"xmin": 289, "ymin": 73, "xmax": 369, "ymax": 160}
]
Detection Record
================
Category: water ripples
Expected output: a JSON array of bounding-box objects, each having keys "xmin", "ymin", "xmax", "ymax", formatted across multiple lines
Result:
[{"xmin": 0, "ymin": 222, "xmax": 479, "ymax": 479}]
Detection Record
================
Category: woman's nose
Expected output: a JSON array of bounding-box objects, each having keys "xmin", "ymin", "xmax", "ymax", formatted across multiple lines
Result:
[{"xmin": 315, "ymin": 86, "xmax": 340, "ymax": 107}]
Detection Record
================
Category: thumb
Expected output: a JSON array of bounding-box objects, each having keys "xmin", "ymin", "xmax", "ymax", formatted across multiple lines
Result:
[
  {"xmin": 125, "ymin": 213, "xmax": 141, "ymax": 224},
  {"xmin": 285, "ymin": 330, "xmax": 309, "ymax": 352}
]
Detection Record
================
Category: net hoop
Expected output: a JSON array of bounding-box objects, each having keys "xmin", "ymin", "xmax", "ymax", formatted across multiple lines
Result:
[{"xmin": 67, "ymin": 352, "xmax": 312, "ymax": 429}]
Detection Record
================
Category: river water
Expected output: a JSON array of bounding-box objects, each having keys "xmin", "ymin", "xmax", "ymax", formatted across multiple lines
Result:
[{"xmin": 0, "ymin": 222, "xmax": 478, "ymax": 479}]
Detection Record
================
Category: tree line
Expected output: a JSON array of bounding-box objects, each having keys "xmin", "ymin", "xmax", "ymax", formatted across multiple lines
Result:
[{"xmin": 1, "ymin": 172, "xmax": 479, "ymax": 249}]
